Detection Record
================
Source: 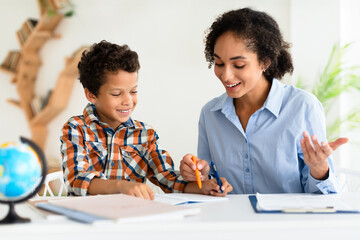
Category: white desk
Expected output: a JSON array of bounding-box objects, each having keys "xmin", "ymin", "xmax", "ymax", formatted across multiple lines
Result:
[{"xmin": 2, "ymin": 193, "xmax": 360, "ymax": 240}]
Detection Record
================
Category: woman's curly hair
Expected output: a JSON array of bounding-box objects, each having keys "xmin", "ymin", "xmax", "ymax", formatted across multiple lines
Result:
[
  {"xmin": 204, "ymin": 8, "xmax": 293, "ymax": 81},
  {"xmin": 78, "ymin": 40, "xmax": 140, "ymax": 96}
]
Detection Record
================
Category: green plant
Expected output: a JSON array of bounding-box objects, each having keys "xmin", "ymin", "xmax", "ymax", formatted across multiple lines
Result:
[
  {"xmin": 296, "ymin": 43, "xmax": 360, "ymax": 141},
  {"xmin": 40, "ymin": 0, "xmax": 75, "ymax": 17}
]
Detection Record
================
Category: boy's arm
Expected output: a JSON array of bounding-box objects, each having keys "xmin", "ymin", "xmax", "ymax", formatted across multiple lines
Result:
[
  {"xmin": 145, "ymin": 130, "xmax": 187, "ymax": 193},
  {"xmin": 60, "ymin": 121, "xmax": 106, "ymax": 196},
  {"xmin": 88, "ymin": 178, "xmax": 154, "ymax": 200},
  {"xmin": 61, "ymin": 121, "xmax": 154, "ymax": 199}
]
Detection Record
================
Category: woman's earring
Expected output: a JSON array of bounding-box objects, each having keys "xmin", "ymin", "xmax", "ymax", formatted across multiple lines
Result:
[{"xmin": 263, "ymin": 68, "xmax": 267, "ymax": 73}]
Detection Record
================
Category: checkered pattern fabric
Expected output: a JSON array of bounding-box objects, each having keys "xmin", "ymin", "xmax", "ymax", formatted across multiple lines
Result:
[{"xmin": 60, "ymin": 103, "xmax": 186, "ymax": 196}]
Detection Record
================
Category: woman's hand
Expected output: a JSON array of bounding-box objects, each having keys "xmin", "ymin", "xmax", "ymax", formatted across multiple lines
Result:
[
  {"xmin": 183, "ymin": 178, "xmax": 233, "ymax": 196},
  {"xmin": 201, "ymin": 178, "xmax": 233, "ymax": 196},
  {"xmin": 180, "ymin": 153, "xmax": 210, "ymax": 181},
  {"xmin": 300, "ymin": 131, "xmax": 349, "ymax": 180}
]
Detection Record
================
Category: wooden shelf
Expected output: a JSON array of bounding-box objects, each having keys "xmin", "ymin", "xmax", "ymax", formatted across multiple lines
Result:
[
  {"xmin": 0, "ymin": 66, "xmax": 16, "ymax": 75},
  {"xmin": 1, "ymin": 0, "xmax": 85, "ymax": 151},
  {"xmin": 6, "ymin": 99, "xmax": 21, "ymax": 109}
]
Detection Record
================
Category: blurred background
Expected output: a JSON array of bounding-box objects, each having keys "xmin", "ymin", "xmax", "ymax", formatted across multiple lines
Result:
[{"xmin": 0, "ymin": 0, "xmax": 359, "ymax": 176}]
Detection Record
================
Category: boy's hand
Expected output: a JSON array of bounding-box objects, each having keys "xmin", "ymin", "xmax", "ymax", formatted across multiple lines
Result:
[
  {"xmin": 201, "ymin": 178, "xmax": 233, "ymax": 197},
  {"xmin": 119, "ymin": 181, "xmax": 154, "ymax": 200},
  {"xmin": 180, "ymin": 154, "xmax": 210, "ymax": 181}
]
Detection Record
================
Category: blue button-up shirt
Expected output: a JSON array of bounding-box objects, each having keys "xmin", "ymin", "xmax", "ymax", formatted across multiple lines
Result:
[{"xmin": 198, "ymin": 79, "xmax": 339, "ymax": 194}]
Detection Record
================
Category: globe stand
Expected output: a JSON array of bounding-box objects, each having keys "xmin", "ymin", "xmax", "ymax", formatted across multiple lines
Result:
[
  {"xmin": 0, "ymin": 137, "xmax": 47, "ymax": 225},
  {"xmin": 0, "ymin": 202, "xmax": 30, "ymax": 224}
]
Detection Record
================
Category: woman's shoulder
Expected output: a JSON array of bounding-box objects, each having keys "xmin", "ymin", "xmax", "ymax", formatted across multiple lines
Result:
[
  {"xmin": 283, "ymin": 83, "xmax": 321, "ymax": 106},
  {"xmin": 201, "ymin": 92, "xmax": 228, "ymax": 112}
]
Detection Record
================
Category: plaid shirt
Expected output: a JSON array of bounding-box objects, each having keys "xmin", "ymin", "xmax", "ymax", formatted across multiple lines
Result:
[{"xmin": 60, "ymin": 103, "xmax": 186, "ymax": 196}]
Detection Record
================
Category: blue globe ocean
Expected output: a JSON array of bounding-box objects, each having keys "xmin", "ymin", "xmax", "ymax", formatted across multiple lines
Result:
[{"xmin": 0, "ymin": 143, "xmax": 41, "ymax": 200}]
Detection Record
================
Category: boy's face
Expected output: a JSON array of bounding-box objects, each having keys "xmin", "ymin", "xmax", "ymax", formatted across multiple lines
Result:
[{"xmin": 86, "ymin": 70, "xmax": 138, "ymax": 130}]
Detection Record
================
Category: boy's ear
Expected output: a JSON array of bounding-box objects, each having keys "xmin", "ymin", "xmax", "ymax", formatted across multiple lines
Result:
[{"xmin": 84, "ymin": 88, "xmax": 97, "ymax": 104}]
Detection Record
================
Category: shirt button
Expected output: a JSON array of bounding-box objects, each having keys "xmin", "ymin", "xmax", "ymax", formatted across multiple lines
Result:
[
  {"xmin": 245, "ymin": 168, "xmax": 250, "ymax": 173},
  {"xmin": 245, "ymin": 154, "xmax": 248, "ymax": 159},
  {"xmin": 112, "ymin": 162, "xmax": 115, "ymax": 167}
]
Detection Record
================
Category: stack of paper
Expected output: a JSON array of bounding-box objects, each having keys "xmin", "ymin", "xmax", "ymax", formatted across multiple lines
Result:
[
  {"xmin": 251, "ymin": 193, "xmax": 359, "ymax": 213},
  {"xmin": 35, "ymin": 194, "xmax": 200, "ymax": 224}
]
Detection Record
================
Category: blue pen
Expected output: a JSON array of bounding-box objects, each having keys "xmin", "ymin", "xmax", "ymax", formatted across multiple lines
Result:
[{"xmin": 210, "ymin": 161, "xmax": 223, "ymax": 193}]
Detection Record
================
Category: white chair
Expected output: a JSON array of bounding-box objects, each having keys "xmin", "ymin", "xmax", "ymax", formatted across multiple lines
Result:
[
  {"xmin": 41, "ymin": 171, "xmax": 67, "ymax": 196},
  {"xmin": 337, "ymin": 167, "xmax": 360, "ymax": 192}
]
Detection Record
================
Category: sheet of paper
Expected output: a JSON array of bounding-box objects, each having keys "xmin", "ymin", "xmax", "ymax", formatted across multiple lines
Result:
[
  {"xmin": 154, "ymin": 193, "xmax": 229, "ymax": 205},
  {"xmin": 256, "ymin": 193, "xmax": 356, "ymax": 211}
]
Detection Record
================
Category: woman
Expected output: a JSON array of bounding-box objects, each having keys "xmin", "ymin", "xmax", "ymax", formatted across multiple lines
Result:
[{"xmin": 180, "ymin": 8, "xmax": 348, "ymax": 194}]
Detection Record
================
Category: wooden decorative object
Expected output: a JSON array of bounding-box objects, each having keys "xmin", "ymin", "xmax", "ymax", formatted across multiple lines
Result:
[{"xmin": 1, "ymin": 0, "xmax": 87, "ymax": 152}]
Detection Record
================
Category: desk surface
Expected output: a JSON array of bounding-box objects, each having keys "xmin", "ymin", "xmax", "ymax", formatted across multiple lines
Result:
[{"xmin": 2, "ymin": 193, "xmax": 360, "ymax": 240}]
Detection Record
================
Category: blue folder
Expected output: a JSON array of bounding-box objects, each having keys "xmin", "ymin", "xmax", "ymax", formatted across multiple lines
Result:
[{"xmin": 248, "ymin": 195, "xmax": 359, "ymax": 214}]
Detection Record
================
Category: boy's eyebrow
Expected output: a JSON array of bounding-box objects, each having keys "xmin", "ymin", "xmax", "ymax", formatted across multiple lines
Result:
[
  {"xmin": 214, "ymin": 53, "xmax": 246, "ymax": 60},
  {"xmin": 110, "ymin": 85, "xmax": 138, "ymax": 91}
]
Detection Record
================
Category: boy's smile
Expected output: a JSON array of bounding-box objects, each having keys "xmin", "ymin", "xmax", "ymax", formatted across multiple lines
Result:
[{"xmin": 85, "ymin": 70, "xmax": 138, "ymax": 130}]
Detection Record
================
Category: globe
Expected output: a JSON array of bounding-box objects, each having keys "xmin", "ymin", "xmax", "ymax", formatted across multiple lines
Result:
[{"xmin": 0, "ymin": 137, "xmax": 46, "ymax": 224}]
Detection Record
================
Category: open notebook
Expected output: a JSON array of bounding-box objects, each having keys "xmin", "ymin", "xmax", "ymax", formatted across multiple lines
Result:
[
  {"xmin": 154, "ymin": 193, "xmax": 229, "ymax": 205},
  {"xmin": 35, "ymin": 194, "xmax": 200, "ymax": 224}
]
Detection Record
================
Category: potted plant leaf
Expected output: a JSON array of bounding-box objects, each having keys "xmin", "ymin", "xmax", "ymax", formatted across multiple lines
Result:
[{"xmin": 295, "ymin": 43, "xmax": 360, "ymax": 141}]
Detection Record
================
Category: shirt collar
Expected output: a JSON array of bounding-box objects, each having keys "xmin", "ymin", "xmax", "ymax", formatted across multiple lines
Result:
[
  {"xmin": 211, "ymin": 93, "xmax": 230, "ymax": 112},
  {"xmin": 262, "ymin": 79, "xmax": 284, "ymax": 118},
  {"xmin": 210, "ymin": 79, "xmax": 284, "ymax": 118},
  {"xmin": 83, "ymin": 103, "xmax": 138, "ymax": 129}
]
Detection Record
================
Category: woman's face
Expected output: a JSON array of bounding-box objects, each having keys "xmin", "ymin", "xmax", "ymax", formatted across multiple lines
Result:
[{"xmin": 213, "ymin": 31, "xmax": 268, "ymax": 99}]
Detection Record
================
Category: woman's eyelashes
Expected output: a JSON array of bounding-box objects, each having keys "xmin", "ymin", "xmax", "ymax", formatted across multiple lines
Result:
[
  {"xmin": 234, "ymin": 65, "xmax": 245, "ymax": 69},
  {"xmin": 215, "ymin": 62, "xmax": 245, "ymax": 69}
]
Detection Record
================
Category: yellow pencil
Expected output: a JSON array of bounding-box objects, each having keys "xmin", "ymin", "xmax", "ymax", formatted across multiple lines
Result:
[{"xmin": 192, "ymin": 155, "xmax": 202, "ymax": 189}]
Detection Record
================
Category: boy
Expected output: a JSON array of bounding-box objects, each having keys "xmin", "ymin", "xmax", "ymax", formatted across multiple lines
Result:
[{"xmin": 60, "ymin": 40, "xmax": 232, "ymax": 199}]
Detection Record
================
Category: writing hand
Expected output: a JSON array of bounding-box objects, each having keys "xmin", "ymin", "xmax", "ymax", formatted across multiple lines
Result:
[
  {"xmin": 184, "ymin": 178, "xmax": 233, "ymax": 196},
  {"xmin": 180, "ymin": 153, "xmax": 210, "ymax": 181},
  {"xmin": 203, "ymin": 177, "xmax": 233, "ymax": 197}
]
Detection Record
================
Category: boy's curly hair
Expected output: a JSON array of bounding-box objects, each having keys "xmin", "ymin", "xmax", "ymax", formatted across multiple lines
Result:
[
  {"xmin": 204, "ymin": 8, "xmax": 293, "ymax": 81},
  {"xmin": 78, "ymin": 40, "xmax": 140, "ymax": 96}
]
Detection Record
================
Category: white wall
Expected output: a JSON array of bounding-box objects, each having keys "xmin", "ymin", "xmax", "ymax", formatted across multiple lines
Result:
[
  {"xmin": 339, "ymin": 0, "xmax": 360, "ymax": 169},
  {"xmin": 0, "ymin": 0, "xmax": 290, "ymax": 169},
  {"xmin": 1, "ymin": 0, "xmax": 359, "ymax": 172},
  {"xmin": 290, "ymin": 0, "xmax": 360, "ymax": 169},
  {"xmin": 289, "ymin": 0, "xmax": 343, "ymax": 165}
]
